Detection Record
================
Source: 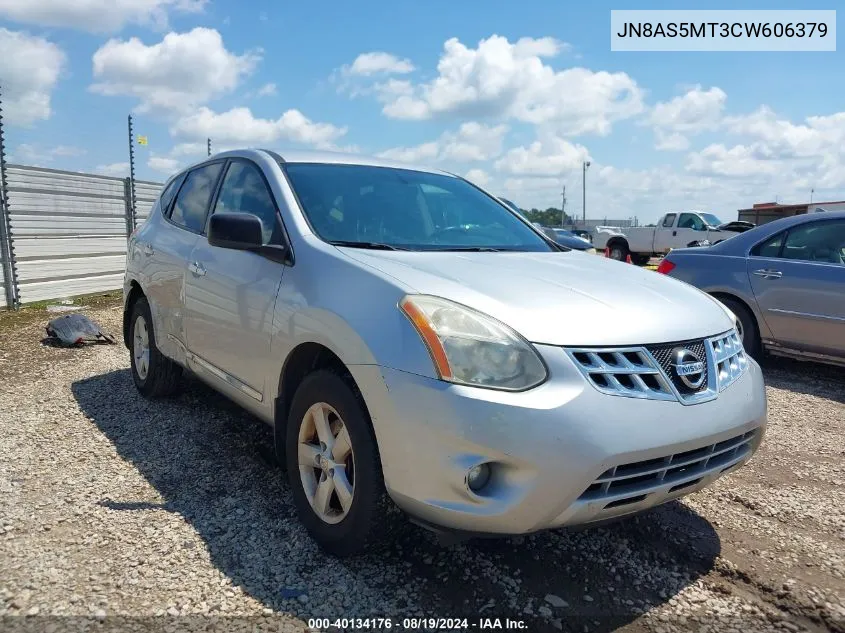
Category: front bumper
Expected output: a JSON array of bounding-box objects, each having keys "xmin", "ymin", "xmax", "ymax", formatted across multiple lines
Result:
[{"xmin": 352, "ymin": 344, "xmax": 767, "ymax": 535}]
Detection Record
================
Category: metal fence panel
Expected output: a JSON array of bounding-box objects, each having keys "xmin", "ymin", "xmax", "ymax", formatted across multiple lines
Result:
[
  {"xmin": 134, "ymin": 180, "xmax": 163, "ymax": 226},
  {"xmin": 5, "ymin": 164, "xmax": 161, "ymax": 305}
]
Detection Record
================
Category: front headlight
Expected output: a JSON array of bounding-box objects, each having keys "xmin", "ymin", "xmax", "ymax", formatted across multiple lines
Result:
[{"xmin": 400, "ymin": 295, "xmax": 548, "ymax": 391}]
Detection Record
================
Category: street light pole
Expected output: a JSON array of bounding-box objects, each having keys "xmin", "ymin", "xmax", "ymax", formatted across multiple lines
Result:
[
  {"xmin": 582, "ymin": 161, "xmax": 591, "ymax": 225},
  {"xmin": 560, "ymin": 185, "xmax": 567, "ymax": 227}
]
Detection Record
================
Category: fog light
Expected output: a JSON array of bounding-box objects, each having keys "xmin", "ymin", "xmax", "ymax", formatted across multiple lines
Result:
[{"xmin": 467, "ymin": 463, "xmax": 491, "ymax": 492}]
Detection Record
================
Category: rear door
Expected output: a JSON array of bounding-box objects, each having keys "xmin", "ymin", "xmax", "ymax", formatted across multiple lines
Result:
[
  {"xmin": 183, "ymin": 158, "xmax": 288, "ymax": 414},
  {"xmin": 748, "ymin": 218, "xmax": 845, "ymax": 356}
]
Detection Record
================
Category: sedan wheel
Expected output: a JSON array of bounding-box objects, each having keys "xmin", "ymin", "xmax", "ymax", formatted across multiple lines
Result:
[
  {"xmin": 297, "ymin": 402, "xmax": 355, "ymax": 525},
  {"xmin": 133, "ymin": 315, "xmax": 150, "ymax": 380}
]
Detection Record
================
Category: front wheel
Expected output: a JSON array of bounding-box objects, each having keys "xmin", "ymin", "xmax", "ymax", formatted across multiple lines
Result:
[{"xmin": 286, "ymin": 371, "xmax": 393, "ymax": 556}]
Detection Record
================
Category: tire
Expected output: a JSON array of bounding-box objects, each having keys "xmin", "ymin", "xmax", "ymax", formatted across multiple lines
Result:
[
  {"xmin": 715, "ymin": 296, "xmax": 761, "ymax": 359},
  {"xmin": 608, "ymin": 241, "xmax": 630, "ymax": 261},
  {"xmin": 631, "ymin": 254, "xmax": 651, "ymax": 266},
  {"xmin": 128, "ymin": 296, "xmax": 183, "ymax": 397},
  {"xmin": 285, "ymin": 370, "xmax": 393, "ymax": 557}
]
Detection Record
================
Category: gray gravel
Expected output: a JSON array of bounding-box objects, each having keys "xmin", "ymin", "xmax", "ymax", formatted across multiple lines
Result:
[{"xmin": 0, "ymin": 300, "xmax": 843, "ymax": 633}]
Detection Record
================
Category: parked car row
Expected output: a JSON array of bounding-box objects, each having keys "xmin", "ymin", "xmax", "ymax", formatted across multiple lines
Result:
[
  {"xmin": 658, "ymin": 211, "xmax": 845, "ymax": 368},
  {"xmin": 124, "ymin": 149, "xmax": 767, "ymax": 557}
]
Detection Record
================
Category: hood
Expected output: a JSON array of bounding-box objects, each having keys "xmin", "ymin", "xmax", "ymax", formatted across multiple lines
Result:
[{"xmin": 339, "ymin": 249, "xmax": 734, "ymax": 346}]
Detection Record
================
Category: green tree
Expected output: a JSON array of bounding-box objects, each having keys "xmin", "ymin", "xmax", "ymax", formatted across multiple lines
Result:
[{"xmin": 522, "ymin": 207, "xmax": 569, "ymax": 227}]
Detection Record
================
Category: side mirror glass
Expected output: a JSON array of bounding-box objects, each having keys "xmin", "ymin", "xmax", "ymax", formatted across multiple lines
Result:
[{"xmin": 207, "ymin": 212, "xmax": 264, "ymax": 250}]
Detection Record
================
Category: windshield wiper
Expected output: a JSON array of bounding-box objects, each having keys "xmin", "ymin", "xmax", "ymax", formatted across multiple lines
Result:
[
  {"xmin": 437, "ymin": 246, "xmax": 503, "ymax": 252},
  {"xmin": 328, "ymin": 240, "xmax": 409, "ymax": 251}
]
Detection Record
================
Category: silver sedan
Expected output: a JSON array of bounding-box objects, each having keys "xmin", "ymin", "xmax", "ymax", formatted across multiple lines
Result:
[{"xmin": 659, "ymin": 211, "xmax": 845, "ymax": 367}]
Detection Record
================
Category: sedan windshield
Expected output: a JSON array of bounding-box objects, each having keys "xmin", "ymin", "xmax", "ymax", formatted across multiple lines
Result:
[{"xmin": 283, "ymin": 163, "xmax": 554, "ymax": 252}]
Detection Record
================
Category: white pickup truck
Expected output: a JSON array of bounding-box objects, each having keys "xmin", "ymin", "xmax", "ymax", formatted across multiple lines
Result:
[{"xmin": 593, "ymin": 211, "xmax": 753, "ymax": 264}]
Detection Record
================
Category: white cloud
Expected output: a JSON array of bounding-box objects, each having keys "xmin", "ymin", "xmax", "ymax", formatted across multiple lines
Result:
[
  {"xmin": 495, "ymin": 135, "xmax": 590, "ymax": 176},
  {"xmin": 11, "ymin": 144, "xmax": 85, "ymax": 164},
  {"xmin": 170, "ymin": 142, "xmax": 208, "ymax": 157},
  {"xmin": 651, "ymin": 86, "xmax": 726, "ymax": 131},
  {"xmin": 378, "ymin": 122, "xmax": 508, "ymax": 164},
  {"xmin": 91, "ymin": 28, "xmax": 260, "ymax": 114},
  {"xmin": 686, "ymin": 143, "xmax": 788, "ymax": 179},
  {"xmin": 148, "ymin": 155, "xmax": 181, "ymax": 173},
  {"xmin": 170, "ymin": 106, "xmax": 347, "ymax": 148},
  {"xmin": 380, "ymin": 35, "xmax": 642, "ymax": 136},
  {"xmin": 256, "ymin": 82, "xmax": 277, "ymax": 97},
  {"xmin": 0, "ymin": 0, "xmax": 207, "ymax": 33},
  {"xmin": 377, "ymin": 142, "xmax": 439, "ymax": 164},
  {"xmin": 0, "ymin": 28, "xmax": 65, "ymax": 126},
  {"xmin": 464, "ymin": 168, "xmax": 490, "ymax": 187},
  {"xmin": 654, "ymin": 132, "xmax": 690, "ymax": 152},
  {"xmin": 347, "ymin": 52, "xmax": 415, "ymax": 76},
  {"xmin": 94, "ymin": 162, "xmax": 129, "ymax": 176}
]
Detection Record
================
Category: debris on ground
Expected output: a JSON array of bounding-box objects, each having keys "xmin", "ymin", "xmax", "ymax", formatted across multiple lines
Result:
[{"xmin": 44, "ymin": 313, "xmax": 116, "ymax": 347}]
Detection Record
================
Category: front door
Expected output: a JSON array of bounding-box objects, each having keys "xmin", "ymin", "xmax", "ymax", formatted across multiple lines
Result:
[
  {"xmin": 748, "ymin": 218, "xmax": 845, "ymax": 356},
  {"xmin": 183, "ymin": 158, "xmax": 287, "ymax": 412}
]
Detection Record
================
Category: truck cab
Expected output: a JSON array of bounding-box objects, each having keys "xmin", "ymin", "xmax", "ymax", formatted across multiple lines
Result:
[{"xmin": 654, "ymin": 211, "xmax": 725, "ymax": 253}]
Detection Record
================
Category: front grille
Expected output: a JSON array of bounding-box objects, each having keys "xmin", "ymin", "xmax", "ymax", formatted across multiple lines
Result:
[
  {"xmin": 566, "ymin": 348, "xmax": 676, "ymax": 401},
  {"xmin": 578, "ymin": 430, "xmax": 758, "ymax": 509},
  {"xmin": 646, "ymin": 339, "xmax": 709, "ymax": 395},
  {"xmin": 566, "ymin": 328, "xmax": 747, "ymax": 404},
  {"xmin": 710, "ymin": 331, "xmax": 747, "ymax": 392}
]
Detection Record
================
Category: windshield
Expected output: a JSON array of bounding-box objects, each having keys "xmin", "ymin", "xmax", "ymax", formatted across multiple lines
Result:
[
  {"xmin": 700, "ymin": 213, "xmax": 723, "ymax": 227},
  {"xmin": 283, "ymin": 163, "xmax": 554, "ymax": 252}
]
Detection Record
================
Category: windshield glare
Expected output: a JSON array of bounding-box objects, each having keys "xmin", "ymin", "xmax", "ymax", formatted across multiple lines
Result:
[
  {"xmin": 283, "ymin": 163, "xmax": 554, "ymax": 252},
  {"xmin": 700, "ymin": 213, "xmax": 723, "ymax": 227}
]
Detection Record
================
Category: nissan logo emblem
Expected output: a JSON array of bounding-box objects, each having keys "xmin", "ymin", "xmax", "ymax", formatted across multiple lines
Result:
[{"xmin": 670, "ymin": 348, "xmax": 706, "ymax": 390}]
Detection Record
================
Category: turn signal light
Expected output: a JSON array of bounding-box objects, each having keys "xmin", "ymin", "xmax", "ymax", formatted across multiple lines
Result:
[{"xmin": 656, "ymin": 259, "xmax": 676, "ymax": 275}]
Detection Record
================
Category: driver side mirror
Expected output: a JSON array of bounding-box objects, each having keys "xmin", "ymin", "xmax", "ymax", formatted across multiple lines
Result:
[{"xmin": 208, "ymin": 212, "xmax": 263, "ymax": 250}]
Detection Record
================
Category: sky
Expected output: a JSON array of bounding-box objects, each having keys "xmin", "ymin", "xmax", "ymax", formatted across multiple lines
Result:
[{"xmin": 0, "ymin": 0, "xmax": 843, "ymax": 225}]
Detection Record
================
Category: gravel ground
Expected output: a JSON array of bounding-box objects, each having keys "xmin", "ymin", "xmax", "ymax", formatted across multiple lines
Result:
[{"xmin": 0, "ymin": 298, "xmax": 843, "ymax": 633}]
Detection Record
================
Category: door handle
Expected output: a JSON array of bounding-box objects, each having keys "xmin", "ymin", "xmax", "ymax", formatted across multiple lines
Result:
[
  {"xmin": 672, "ymin": 230, "xmax": 677, "ymax": 236},
  {"xmin": 753, "ymin": 268, "xmax": 782, "ymax": 279},
  {"xmin": 188, "ymin": 262, "xmax": 206, "ymax": 277}
]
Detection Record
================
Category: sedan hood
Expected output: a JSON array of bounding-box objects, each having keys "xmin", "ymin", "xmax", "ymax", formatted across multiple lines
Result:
[{"xmin": 339, "ymin": 249, "xmax": 734, "ymax": 346}]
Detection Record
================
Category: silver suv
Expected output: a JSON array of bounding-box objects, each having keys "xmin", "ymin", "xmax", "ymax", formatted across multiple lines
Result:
[{"xmin": 123, "ymin": 149, "xmax": 767, "ymax": 556}]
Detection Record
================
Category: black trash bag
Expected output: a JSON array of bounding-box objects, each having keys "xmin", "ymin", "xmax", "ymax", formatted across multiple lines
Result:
[{"xmin": 45, "ymin": 313, "xmax": 117, "ymax": 347}]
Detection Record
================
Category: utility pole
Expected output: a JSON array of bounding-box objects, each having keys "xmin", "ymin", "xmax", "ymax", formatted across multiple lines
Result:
[
  {"xmin": 207, "ymin": 138, "xmax": 212, "ymax": 157},
  {"xmin": 582, "ymin": 161, "xmax": 591, "ymax": 224},
  {"xmin": 810, "ymin": 188, "xmax": 814, "ymax": 204},
  {"xmin": 560, "ymin": 185, "xmax": 567, "ymax": 227}
]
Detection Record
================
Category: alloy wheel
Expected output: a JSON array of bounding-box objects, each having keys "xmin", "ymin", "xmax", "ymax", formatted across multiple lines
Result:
[
  {"xmin": 297, "ymin": 402, "xmax": 356, "ymax": 524},
  {"xmin": 133, "ymin": 315, "xmax": 150, "ymax": 380}
]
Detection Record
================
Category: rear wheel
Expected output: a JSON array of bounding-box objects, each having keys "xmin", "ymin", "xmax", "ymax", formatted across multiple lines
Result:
[
  {"xmin": 129, "ymin": 297, "xmax": 182, "ymax": 397},
  {"xmin": 286, "ymin": 370, "xmax": 392, "ymax": 556},
  {"xmin": 608, "ymin": 241, "xmax": 630, "ymax": 261},
  {"xmin": 631, "ymin": 254, "xmax": 651, "ymax": 266},
  {"xmin": 715, "ymin": 296, "xmax": 761, "ymax": 359}
]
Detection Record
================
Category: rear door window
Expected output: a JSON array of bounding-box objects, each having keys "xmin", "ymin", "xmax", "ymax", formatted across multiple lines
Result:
[
  {"xmin": 159, "ymin": 172, "xmax": 186, "ymax": 218},
  {"xmin": 662, "ymin": 214, "xmax": 677, "ymax": 228},
  {"xmin": 169, "ymin": 162, "xmax": 224, "ymax": 233}
]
